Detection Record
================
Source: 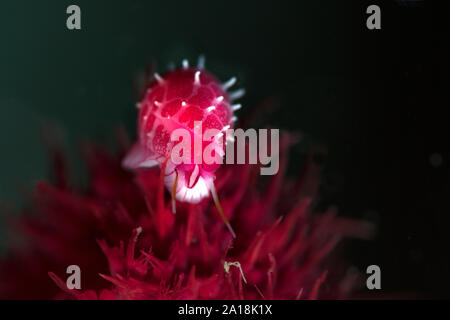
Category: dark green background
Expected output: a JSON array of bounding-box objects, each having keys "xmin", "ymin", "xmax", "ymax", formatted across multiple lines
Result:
[
  {"xmin": 1, "ymin": 1, "xmax": 448, "ymax": 297},
  {"xmin": 0, "ymin": 0, "xmax": 359, "ymax": 201}
]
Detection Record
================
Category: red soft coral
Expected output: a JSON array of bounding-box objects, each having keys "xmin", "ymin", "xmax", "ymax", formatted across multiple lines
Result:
[{"xmin": 0, "ymin": 130, "xmax": 372, "ymax": 300}]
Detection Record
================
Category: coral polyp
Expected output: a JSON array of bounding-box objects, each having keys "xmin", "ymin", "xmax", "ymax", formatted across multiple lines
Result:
[{"xmin": 0, "ymin": 130, "xmax": 372, "ymax": 299}]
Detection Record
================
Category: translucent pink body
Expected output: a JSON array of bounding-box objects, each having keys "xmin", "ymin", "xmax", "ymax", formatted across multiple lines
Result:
[
  {"xmin": 139, "ymin": 68, "xmax": 232, "ymax": 161},
  {"xmin": 124, "ymin": 67, "xmax": 235, "ymax": 203}
]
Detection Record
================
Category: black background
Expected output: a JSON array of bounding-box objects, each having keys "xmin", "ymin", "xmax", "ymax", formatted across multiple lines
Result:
[{"xmin": 354, "ymin": 0, "xmax": 449, "ymax": 298}]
